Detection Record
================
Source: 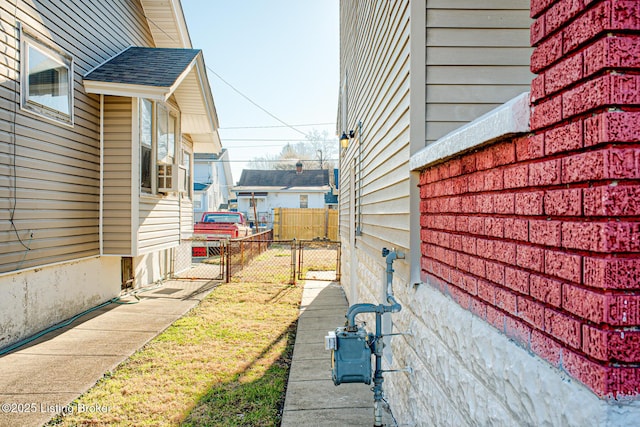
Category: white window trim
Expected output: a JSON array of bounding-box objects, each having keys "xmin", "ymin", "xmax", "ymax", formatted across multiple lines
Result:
[
  {"xmin": 140, "ymin": 98, "xmax": 154, "ymax": 195},
  {"xmin": 299, "ymin": 194, "xmax": 309, "ymax": 209},
  {"xmin": 138, "ymin": 98, "xmax": 182, "ymax": 197},
  {"xmin": 181, "ymin": 146, "xmax": 193, "ymax": 200},
  {"xmin": 19, "ymin": 25, "xmax": 74, "ymax": 126}
]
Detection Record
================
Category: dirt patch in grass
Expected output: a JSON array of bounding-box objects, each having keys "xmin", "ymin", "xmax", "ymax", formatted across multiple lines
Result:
[{"xmin": 48, "ymin": 281, "xmax": 302, "ymax": 427}]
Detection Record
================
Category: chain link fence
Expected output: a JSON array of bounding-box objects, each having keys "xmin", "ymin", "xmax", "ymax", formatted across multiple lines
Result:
[
  {"xmin": 296, "ymin": 239, "xmax": 341, "ymax": 281},
  {"xmin": 174, "ymin": 239, "xmax": 224, "ymax": 280},
  {"xmin": 177, "ymin": 233, "xmax": 340, "ymax": 284}
]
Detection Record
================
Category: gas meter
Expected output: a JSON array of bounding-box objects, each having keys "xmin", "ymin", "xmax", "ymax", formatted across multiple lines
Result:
[
  {"xmin": 325, "ymin": 325, "xmax": 372, "ymax": 385},
  {"xmin": 326, "ymin": 248, "xmax": 410, "ymax": 427}
]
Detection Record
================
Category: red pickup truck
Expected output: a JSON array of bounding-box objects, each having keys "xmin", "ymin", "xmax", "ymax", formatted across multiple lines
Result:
[{"xmin": 192, "ymin": 212, "xmax": 252, "ymax": 258}]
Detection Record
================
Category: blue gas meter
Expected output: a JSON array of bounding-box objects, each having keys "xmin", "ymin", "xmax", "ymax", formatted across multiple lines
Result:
[{"xmin": 326, "ymin": 326, "xmax": 372, "ymax": 385}]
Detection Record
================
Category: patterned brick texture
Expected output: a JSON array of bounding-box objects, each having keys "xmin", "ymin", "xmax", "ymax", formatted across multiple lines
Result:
[{"xmin": 418, "ymin": 0, "xmax": 639, "ymax": 398}]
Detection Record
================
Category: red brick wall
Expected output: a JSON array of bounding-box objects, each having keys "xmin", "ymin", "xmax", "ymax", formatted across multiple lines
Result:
[{"xmin": 418, "ymin": 0, "xmax": 639, "ymax": 397}]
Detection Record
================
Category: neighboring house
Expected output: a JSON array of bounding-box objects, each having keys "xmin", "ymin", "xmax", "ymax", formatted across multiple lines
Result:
[
  {"xmin": 0, "ymin": 0, "xmax": 220, "ymax": 349},
  {"xmin": 338, "ymin": 1, "xmax": 639, "ymax": 426},
  {"xmin": 233, "ymin": 163, "xmax": 334, "ymax": 228},
  {"xmin": 193, "ymin": 149, "xmax": 234, "ymax": 222}
]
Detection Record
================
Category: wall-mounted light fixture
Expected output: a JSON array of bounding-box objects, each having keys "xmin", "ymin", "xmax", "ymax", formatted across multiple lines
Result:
[{"xmin": 340, "ymin": 130, "xmax": 355, "ymax": 149}]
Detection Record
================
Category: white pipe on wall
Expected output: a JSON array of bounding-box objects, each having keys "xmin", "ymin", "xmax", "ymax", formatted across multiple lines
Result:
[{"xmin": 99, "ymin": 94, "xmax": 104, "ymax": 255}]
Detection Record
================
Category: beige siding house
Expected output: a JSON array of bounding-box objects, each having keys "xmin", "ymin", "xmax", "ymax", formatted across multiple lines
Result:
[
  {"xmin": 338, "ymin": 0, "xmax": 415, "ymax": 304},
  {"xmin": 0, "ymin": 0, "xmax": 221, "ymax": 349}
]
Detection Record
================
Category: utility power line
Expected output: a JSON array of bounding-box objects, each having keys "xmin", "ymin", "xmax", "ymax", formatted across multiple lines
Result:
[
  {"xmin": 142, "ymin": 9, "xmax": 310, "ymax": 138},
  {"xmin": 220, "ymin": 122, "xmax": 335, "ymax": 130},
  {"xmin": 223, "ymin": 138, "xmax": 337, "ymax": 142},
  {"xmin": 217, "ymin": 159, "xmax": 339, "ymax": 163}
]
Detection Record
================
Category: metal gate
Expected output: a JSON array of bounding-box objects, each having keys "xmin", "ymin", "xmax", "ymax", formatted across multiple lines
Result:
[
  {"xmin": 296, "ymin": 239, "xmax": 341, "ymax": 282},
  {"xmin": 181, "ymin": 232, "xmax": 340, "ymax": 284}
]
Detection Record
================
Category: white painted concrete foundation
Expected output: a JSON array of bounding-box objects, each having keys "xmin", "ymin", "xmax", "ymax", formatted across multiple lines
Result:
[
  {"xmin": 341, "ymin": 250, "xmax": 640, "ymax": 426},
  {"xmin": 132, "ymin": 247, "xmax": 177, "ymax": 287},
  {"xmin": 0, "ymin": 256, "xmax": 121, "ymax": 350}
]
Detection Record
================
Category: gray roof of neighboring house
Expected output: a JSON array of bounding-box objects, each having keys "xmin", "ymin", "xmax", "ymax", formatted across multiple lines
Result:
[
  {"xmin": 194, "ymin": 182, "xmax": 211, "ymax": 192},
  {"xmin": 236, "ymin": 169, "xmax": 329, "ymax": 188},
  {"xmin": 194, "ymin": 152, "xmax": 221, "ymax": 161},
  {"xmin": 84, "ymin": 46, "xmax": 200, "ymax": 87}
]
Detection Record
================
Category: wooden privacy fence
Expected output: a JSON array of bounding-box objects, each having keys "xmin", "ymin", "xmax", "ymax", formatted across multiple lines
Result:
[{"xmin": 273, "ymin": 208, "xmax": 338, "ymax": 240}]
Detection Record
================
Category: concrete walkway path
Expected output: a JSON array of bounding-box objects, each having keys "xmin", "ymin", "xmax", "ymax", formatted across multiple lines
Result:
[
  {"xmin": 0, "ymin": 274, "xmax": 394, "ymax": 427},
  {"xmin": 0, "ymin": 279, "xmax": 217, "ymax": 427},
  {"xmin": 281, "ymin": 278, "xmax": 394, "ymax": 426}
]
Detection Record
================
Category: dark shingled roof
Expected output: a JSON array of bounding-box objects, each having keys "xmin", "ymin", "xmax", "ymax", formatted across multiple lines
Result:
[
  {"xmin": 237, "ymin": 169, "xmax": 329, "ymax": 187},
  {"xmin": 84, "ymin": 47, "xmax": 200, "ymax": 87}
]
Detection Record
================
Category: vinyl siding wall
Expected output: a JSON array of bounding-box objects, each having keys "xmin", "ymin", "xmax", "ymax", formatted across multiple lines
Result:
[
  {"xmin": 138, "ymin": 196, "xmax": 180, "ymax": 254},
  {"xmin": 338, "ymin": 1, "xmax": 412, "ymax": 292},
  {"xmin": 0, "ymin": 0, "xmax": 153, "ymax": 273},
  {"xmin": 102, "ymin": 96, "xmax": 133, "ymax": 255},
  {"xmin": 425, "ymin": 0, "xmax": 533, "ymax": 142}
]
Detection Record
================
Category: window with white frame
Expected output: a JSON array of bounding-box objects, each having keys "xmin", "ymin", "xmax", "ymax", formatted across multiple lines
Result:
[
  {"xmin": 20, "ymin": 30, "xmax": 73, "ymax": 125},
  {"xmin": 157, "ymin": 105, "xmax": 175, "ymax": 165},
  {"xmin": 139, "ymin": 99, "xmax": 181, "ymax": 195},
  {"xmin": 300, "ymin": 194, "xmax": 308, "ymax": 208},
  {"xmin": 182, "ymin": 148, "xmax": 192, "ymax": 198},
  {"xmin": 140, "ymin": 99, "xmax": 153, "ymax": 193},
  {"xmin": 193, "ymin": 194, "xmax": 202, "ymax": 209}
]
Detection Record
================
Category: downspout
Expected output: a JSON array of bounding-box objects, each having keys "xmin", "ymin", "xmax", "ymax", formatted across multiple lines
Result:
[
  {"xmin": 384, "ymin": 247, "xmax": 404, "ymax": 310},
  {"xmin": 99, "ymin": 94, "xmax": 104, "ymax": 255},
  {"xmin": 356, "ymin": 120, "xmax": 363, "ymax": 236},
  {"xmin": 345, "ymin": 248, "xmax": 404, "ymax": 328}
]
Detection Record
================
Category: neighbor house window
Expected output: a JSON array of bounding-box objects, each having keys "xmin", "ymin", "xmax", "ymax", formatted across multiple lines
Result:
[
  {"xmin": 139, "ymin": 99, "xmax": 180, "ymax": 194},
  {"xmin": 300, "ymin": 195, "xmax": 308, "ymax": 208},
  {"xmin": 20, "ymin": 30, "xmax": 73, "ymax": 125}
]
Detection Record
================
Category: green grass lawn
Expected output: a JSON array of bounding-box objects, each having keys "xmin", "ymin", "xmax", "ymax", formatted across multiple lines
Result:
[{"xmin": 48, "ymin": 281, "xmax": 302, "ymax": 427}]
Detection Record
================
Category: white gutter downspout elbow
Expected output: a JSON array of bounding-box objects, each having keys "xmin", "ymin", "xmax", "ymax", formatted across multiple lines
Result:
[{"xmin": 99, "ymin": 94, "xmax": 104, "ymax": 255}]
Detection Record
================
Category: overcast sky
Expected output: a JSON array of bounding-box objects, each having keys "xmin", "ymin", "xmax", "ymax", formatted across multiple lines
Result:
[{"xmin": 181, "ymin": 0, "xmax": 340, "ymax": 184}]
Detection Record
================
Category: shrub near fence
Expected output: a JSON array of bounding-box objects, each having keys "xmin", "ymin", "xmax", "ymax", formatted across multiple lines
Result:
[{"xmin": 273, "ymin": 208, "xmax": 338, "ymax": 240}]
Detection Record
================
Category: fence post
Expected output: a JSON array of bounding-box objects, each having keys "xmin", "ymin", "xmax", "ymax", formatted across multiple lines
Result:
[
  {"xmin": 291, "ymin": 238, "xmax": 297, "ymax": 285},
  {"xmin": 297, "ymin": 240, "xmax": 304, "ymax": 281},
  {"xmin": 324, "ymin": 208, "xmax": 329, "ymax": 239},
  {"xmin": 225, "ymin": 240, "xmax": 231, "ymax": 283},
  {"xmin": 336, "ymin": 242, "xmax": 342, "ymax": 281}
]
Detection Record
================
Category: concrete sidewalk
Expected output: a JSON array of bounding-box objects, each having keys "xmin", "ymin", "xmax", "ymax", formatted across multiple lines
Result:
[
  {"xmin": 0, "ymin": 278, "xmax": 217, "ymax": 427},
  {"xmin": 0, "ymin": 275, "xmax": 393, "ymax": 427},
  {"xmin": 281, "ymin": 278, "xmax": 394, "ymax": 426}
]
